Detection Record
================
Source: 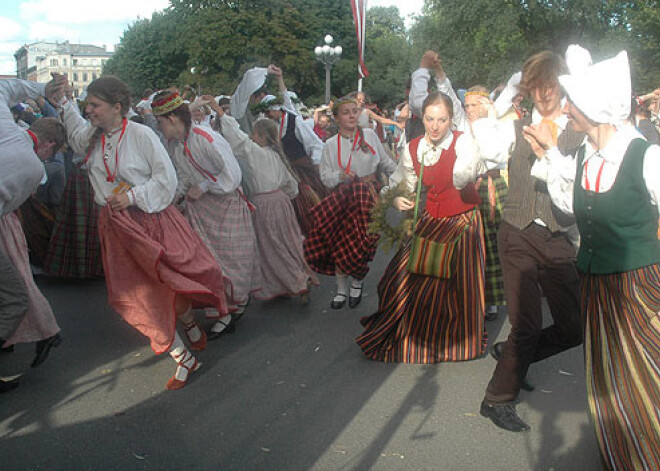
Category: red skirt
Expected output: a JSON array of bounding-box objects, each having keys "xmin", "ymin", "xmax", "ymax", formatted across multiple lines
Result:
[
  {"xmin": 99, "ymin": 205, "xmax": 228, "ymax": 353},
  {"xmin": 304, "ymin": 179, "xmax": 379, "ymax": 280}
]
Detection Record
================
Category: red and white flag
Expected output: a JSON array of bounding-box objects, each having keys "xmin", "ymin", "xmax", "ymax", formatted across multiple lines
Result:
[{"xmin": 350, "ymin": 0, "xmax": 369, "ymax": 79}]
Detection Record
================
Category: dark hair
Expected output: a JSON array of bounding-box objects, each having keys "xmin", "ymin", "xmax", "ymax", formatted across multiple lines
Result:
[
  {"xmin": 421, "ymin": 91, "xmax": 454, "ymax": 119},
  {"xmin": 252, "ymin": 118, "xmax": 300, "ymax": 182},
  {"xmin": 152, "ymin": 90, "xmax": 192, "ymax": 136},
  {"xmin": 87, "ymin": 75, "xmax": 132, "ymax": 116},
  {"xmin": 30, "ymin": 117, "xmax": 66, "ymax": 152},
  {"xmin": 519, "ymin": 51, "xmax": 568, "ymax": 97}
]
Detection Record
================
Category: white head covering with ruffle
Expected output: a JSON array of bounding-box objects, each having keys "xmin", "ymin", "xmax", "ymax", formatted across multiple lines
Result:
[{"xmin": 559, "ymin": 50, "xmax": 631, "ymax": 126}]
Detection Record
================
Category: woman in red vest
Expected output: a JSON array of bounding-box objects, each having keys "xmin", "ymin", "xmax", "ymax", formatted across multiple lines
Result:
[{"xmin": 357, "ymin": 91, "xmax": 487, "ymax": 363}]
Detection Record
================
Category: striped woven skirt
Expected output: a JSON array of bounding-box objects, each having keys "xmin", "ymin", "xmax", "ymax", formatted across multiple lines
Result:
[
  {"xmin": 17, "ymin": 197, "xmax": 55, "ymax": 267},
  {"xmin": 44, "ymin": 166, "xmax": 103, "ymax": 278},
  {"xmin": 476, "ymin": 173, "xmax": 507, "ymax": 307},
  {"xmin": 99, "ymin": 205, "xmax": 228, "ymax": 354},
  {"xmin": 356, "ymin": 210, "xmax": 486, "ymax": 363},
  {"xmin": 1, "ymin": 213, "xmax": 60, "ymax": 346},
  {"xmin": 304, "ymin": 179, "xmax": 380, "ymax": 280},
  {"xmin": 185, "ymin": 190, "xmax": 262, "ymax": 305},
  {"xmin": 251, "ymin": 190, "xmax": 318, "ymax": 300},
  {"xmin": 290, "ymin": 158, "xmax": 327, "ymax": 237},
  {"xmin": 581, "ymin": 265, "xmax": 660, "ymax": 470}
]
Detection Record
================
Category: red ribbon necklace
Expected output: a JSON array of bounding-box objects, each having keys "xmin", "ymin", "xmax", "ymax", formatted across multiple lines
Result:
[
  {"xmin": 101, "ymin": 118, "xmax": 128, "ymax": 183},
  {"xmin": 337, "ymin": 130, "xmax": 375, "ymax": 174},
  {"xmin": 183, "ymin": 140, "xmax": 217, "ymax": 182},
  {"xmin": 584, "ymin": 154, "xmax": 606, "ymax": 192},
  {"xmin": 279, "ymin": 113, "xmax": 286, "ymax": 141}
]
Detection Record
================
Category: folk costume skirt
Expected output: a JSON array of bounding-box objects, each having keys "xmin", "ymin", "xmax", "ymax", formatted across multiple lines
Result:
[
  {"xmin": 44, "ymin": 166, "xmax": 103, "ymax": 278},
  {"xmin": 185, "ymin": 190, "xmax": 262, "ymax": 305},
  {"xmin": 99, "ymin": 205, "xmax": 228, "ymax": 354},
  {"xmin": 304, "ymin": 179, "xmax": 380, "ymax": 280},
  {"xmin": 17, "ymin": 197, "xmax": 54, "ymax": 267},
  {"xmin": 476, "ymin": 173, "xmax": 507, "ymax": 307},
  {"xmin": 581, "ymin": 265, "xmax": 660, "ymax": 470},
  {"xmin": 290, "ymin": 157, "xmax": 328, "ymax": 238},
  {"xmin": 356, "ymin": 210, "xmax": 486, "ymax": 363},
  {"xmin": 250, "ymin": 190, "xmax": 317, "ymax": 300},
  {"xmin": 1, "ymin": 213, "xmax": 60, "ymax": 346}
]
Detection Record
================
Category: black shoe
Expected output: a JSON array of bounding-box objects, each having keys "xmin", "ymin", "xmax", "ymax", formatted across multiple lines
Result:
[
  {"xmin": 485, "ymin": 306, "xmax": 498, "ymax": 322},
  {"xmin": 331, "ymin": 294, "xmax": 347, "ymax": 309},
  {"xmin": 490, "ymin": 342, "xmax": 535, "ymax": 392},
  {"xmin": 0, "ymin": 345, "xmax": 14, "ymax": 354},
  {"xmin": 0, "ymin": 378, "xmax": 19, "ymax": 394},
  {"xmin": 480, "ymin": 400, "xmax": 530, "ymax": 432},
  {"xmin": 207, "ymin": 320, "xmax": 236, "ymax": 341},
  {"xmin": 31, "ymin": 333, "xmax": 62, "ymax": 368},
  {"xmin": 348, "ymin": 283, "xmax": 362, "ymax": 309}
]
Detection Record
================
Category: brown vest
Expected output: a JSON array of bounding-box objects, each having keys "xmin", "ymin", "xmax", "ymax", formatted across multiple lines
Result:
[{"xmin": 503, "ymin": 114, "xmax": 584, "ymax": 232}]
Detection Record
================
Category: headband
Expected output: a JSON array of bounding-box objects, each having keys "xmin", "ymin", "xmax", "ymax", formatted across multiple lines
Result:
[
  {"xmin": 152, "ymin": 92, "xmax": 184, "ymax": 116},
  {"xmin": 332, "ymin": 97, "xmax": 357, "ymax": 114}
]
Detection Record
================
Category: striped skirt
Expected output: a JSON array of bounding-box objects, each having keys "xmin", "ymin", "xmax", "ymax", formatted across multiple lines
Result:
[
  {"xmin": 251, "ymin": 190, "xmax": 318, "ymax": 300},
  {"xmin": 99, "ymin": 206, "xmax": 228, "ymax": 354},
  {"xmin": 290, "ymin": 158, "xmax": 327, "ymax": 238},
  {"xmin": 1, "ymin": 213, "xmax": 60, "ymax": 346},
  {"xmin": 304, "ymin": 179, "xmax": 380, "ymax": 280},
  {"xmin": 17, "ymin": 197, "xmax": 55, "ymax": 267},
  {"xmin": 357, "ymin": 210, "xmax": 486, "ymax": 363},
  {"xmin": 185, "ymin": 191, "xmax": 262, "ymax": 305},
  {"xmin": 476, "ymin": 174, "xmax": 507, "ymax": 306},
  {"xmin": 581, "ymin": 265, "xmax": 660, "ymax": 470},
  {"xmin": 44, "ymin": 166, "xmax": 103, "ymax": 278}
]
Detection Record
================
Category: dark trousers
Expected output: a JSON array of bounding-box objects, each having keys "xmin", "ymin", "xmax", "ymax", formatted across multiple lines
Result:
[
  {"xmin": 485, "ymin": 221, "xmax": 583, "ymax": 404},
  {"xmin": 0, "ymin": 244, "xmax": 28, "ymax": 343}
]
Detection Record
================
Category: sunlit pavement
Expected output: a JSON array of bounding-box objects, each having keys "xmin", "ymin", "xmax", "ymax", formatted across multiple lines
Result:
[{"xmin": 0, "ymin": 248, "xmax": 600, "ymax": 470}]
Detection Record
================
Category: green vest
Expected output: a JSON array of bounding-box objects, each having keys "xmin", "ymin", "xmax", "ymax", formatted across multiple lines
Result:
[{"xmin": 575, "ymin": 138, "xmax": 660, "ymax": 274}]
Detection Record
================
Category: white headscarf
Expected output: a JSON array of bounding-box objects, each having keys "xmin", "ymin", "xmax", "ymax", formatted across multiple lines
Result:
[
  {"xmin": 559, "ymin": 50, "xmax": 631, "ymax": 126},
  {"xmin": 260, "ymin": 94, "xmax": 283, "ymax": 111}
]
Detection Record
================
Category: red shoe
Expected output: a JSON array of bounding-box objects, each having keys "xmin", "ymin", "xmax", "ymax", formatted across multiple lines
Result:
[
  {"xmin": 166, "ymin": 349, "xmax": 200, "ymax": 391},
  {"xmin": 182, "ymin": 319, "xmax": 207, "ymax": 352}
]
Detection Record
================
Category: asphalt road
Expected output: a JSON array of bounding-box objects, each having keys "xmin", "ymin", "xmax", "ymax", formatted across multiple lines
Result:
[{"xmin": 0, "ymin": 248, "xmax": 601, "ymax": 470}]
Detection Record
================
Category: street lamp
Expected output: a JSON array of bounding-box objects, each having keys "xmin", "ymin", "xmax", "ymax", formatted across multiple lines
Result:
[{"xmin": 314, "ymin": 34, "xmax": 342, "ymax": 105}]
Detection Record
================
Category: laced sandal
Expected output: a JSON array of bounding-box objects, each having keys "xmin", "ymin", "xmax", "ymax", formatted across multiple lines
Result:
[
  {"xmin": 181, "ymin": 319, "xmax": 207, "ymax": 352},
  {"xmin": 166, "ymin": 348, "xmax": 200, "ymax": 391}
]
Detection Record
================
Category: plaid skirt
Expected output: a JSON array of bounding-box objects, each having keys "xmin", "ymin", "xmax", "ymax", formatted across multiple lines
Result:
[
  {"xmin": 1, "ymin": 213, "xmax": 60, "ymax": 346},
  {"xmin": 44, "ymin": 166, "xmax": 103, "ymax": 278},
  {"xmin": 356, "ymin": 210, "xmax": 486, "ymax": 363},
  {"xmin": 476, "ymin": 174, "xmax": 507, "ymax": 306},
  {"xmin": 17, "ymin": 197, "xmax": 54, "ymax": 267},
  {"xmin": 251, "ymin": 190, "xmax": 318, "ymax": 300},
  {"xmin": 304, "ymin": 179, "xmax": 380, "ymax": 280},
  {"xmin": 185, "ymin": 190, "xmax": 262, "ymax": 305},
  {"xmin": 582, "ymin": 265, "xmax": 660, "ymax": 470},
  {"xmin": 99, "ymin": 205, "xmax": 228, "ymax": 354}
]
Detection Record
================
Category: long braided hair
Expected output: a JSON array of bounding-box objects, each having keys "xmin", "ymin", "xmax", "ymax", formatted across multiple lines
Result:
[
  {"xmin": 252, "ymin": 118, "xmax": 300, "ymax": 183},
  {"xmin": 84, "ymin": 76, "xmax": 132, "ymax": 158}
]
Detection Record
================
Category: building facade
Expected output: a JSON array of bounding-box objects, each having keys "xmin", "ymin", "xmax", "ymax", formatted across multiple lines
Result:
[{"xmin": 14, "ymin": 41, "xmax": 113, "ymax": 97}]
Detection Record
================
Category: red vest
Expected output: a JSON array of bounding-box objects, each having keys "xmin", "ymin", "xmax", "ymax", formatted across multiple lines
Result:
[{"xmin": 410, "ymin": 132, "xmax": 480, "ymax": 218}]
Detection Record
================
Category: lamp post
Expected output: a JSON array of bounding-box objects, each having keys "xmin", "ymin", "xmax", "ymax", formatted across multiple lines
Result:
[{"xmin": 314, "ymin": 35, "xmax": 342, "ymax": 105}]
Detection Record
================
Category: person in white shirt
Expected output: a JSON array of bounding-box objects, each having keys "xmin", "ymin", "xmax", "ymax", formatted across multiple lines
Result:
[
  {"xmin": 153, "ymin": 91, "xmax": 261, "ymax": 339},
  {"xmin": 357, "ymin": 90, "xmax": 486, "ymax": 363},
  {"xmin": 59, "ymin": 75, "xmax": 229, "ymax": 390},
  {"xmin": 474, "ymin": 51, "xmax": 584, "ymax": 433},
  {"xmin": 305, "ymin": 97, "xmax": 396, "ymax": 310},
  {"xmin": 211, "ymin": 100, "xmax": 318, "ymax": 302},
  {"xmin": 523, "ymin": 50, "xmax": 660, "ymax": 470}
]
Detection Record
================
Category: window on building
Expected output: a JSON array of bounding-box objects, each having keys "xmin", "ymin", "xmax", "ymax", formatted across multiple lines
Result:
[
  {"xmin": 63, "ymin": 58, "xmax": 67, "ymax": 66},
  {"xmin": 83, "ymin": 73, "xmax": 88, "ymax": 82},
  {"xmin": 72, "ymin": 59, "xmax": 77, "ymax": 66},
  {"xmin": 73, "ymin": 73, "xmax": 78, "ymax": 81},
  {"xmin": 92, "ymin": 73, "xmax": 97, "ymax": 81},
  {"xmin": 50, "ymin": 58, "xmax": 58, "ymax": 67}
]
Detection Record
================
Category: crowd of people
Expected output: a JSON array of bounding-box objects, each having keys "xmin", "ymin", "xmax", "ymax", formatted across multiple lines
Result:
[{"xmin": 1, "ymin": 44, "xmax": 659, "ymax": 470}]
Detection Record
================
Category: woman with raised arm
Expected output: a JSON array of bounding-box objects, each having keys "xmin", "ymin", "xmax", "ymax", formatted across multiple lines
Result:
[
  {"xmin": 207, "ymin": 98, "xmax": 317, "ymax": 301},
  {"xmin": 58, "ymin": 75, "xmax": 228, "ymax": 390},
  {"xmin": 152, "ymin": 91, "xmax": 261, "ymax": 337},
  {"xmin": 357, "ymin": 91, "xmax": 486, "ymax": 363}
]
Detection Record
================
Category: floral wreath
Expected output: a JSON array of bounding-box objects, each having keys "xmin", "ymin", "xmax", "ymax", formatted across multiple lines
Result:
[
  {"xmin": 251, "ymin": 94, "xmax": 284, "ymax": 115},
  {"xmin": 368, "ymin": 181, "xmax": 415, "ymax": 252}
]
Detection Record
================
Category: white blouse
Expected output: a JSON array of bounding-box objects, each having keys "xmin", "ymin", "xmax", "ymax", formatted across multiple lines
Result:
[
  {"xmin": 166, "ymin": 125, "xmax": 242, "ymax": 198},
  {"xmin": 320, "ymin": 128, "xmax": 396, "ymax": 189},
  {"xmin": 217, "ymin": 114, "xmax": 298, "ymax": 198},
  {"xmin": 385, "ymin": 131, "xmax": 482, "ymax": 195},
  {"xmin": 62, "ymin": 101, "xmax": 177, "ymax": 213},
  {"xmin": 542, "ymin": 124, "xmax": 660, "ymax": 216}
]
